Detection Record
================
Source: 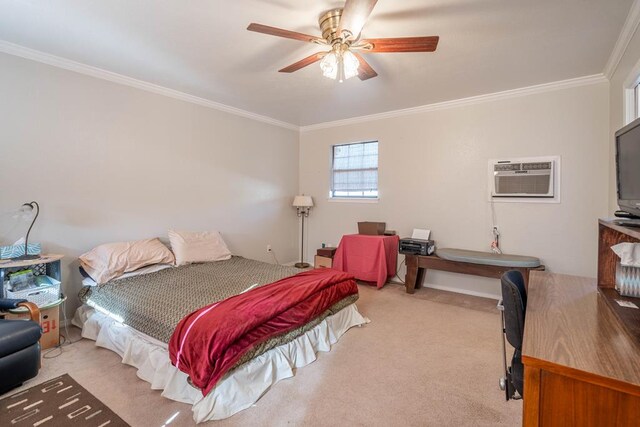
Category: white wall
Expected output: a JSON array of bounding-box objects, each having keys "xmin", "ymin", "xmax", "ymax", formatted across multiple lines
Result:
[
  {"xmin": 0, "ymin": 46, "xmax": 615, "ymax": 311},
  {"xmin": 0, "ymin": 52, "xmax": 300, "ymax": 317},
  {"xmin": 300, "ymin": 82, "xmax": 610, "ymax": 298}
]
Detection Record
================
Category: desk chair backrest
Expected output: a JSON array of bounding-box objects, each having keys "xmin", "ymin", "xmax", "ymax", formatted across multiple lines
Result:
[{"xmin": 501, "ymin": 270, "xmax": 527, "ymax": 351}]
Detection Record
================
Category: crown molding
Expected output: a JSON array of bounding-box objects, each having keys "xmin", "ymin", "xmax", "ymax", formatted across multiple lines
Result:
[
  {"xmin": 0, "ymin": 40, "xmax": 299, "ymax": 131},
  {"xmin": 300, "ymin": 74, "xmax": 608, "ymax": 132},
  {"xmin": 0, "ymin": 40, "xmax": 611, "ymax": 134},
  {"xmin": 604, "ymin": 0, "xmax": 640, "ymax": 79}
]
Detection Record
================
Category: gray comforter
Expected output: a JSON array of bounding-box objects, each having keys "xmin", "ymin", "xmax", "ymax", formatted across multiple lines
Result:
[{"xmin": 78, "ymin": 256, "xmax": 357, "ymax": 348}]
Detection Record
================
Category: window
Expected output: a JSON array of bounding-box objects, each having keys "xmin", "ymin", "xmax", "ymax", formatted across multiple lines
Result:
[
  {"xmin": 330, "ymin": 141, "xmax": 378, "ymax": 199},
  {"xmin": 624, "ymin": 60, "xmax": 640, "ymax": 124}
]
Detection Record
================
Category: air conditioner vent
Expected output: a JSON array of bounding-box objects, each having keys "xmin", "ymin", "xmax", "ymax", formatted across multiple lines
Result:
[{"xmin": 490, "ymin": 158, "xmax": 556, "ymax": 198}]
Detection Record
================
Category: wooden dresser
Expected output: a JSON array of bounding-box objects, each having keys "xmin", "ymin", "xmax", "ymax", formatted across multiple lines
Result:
[{"xmin": 522, "ymin": 271, "xmax": 640, "ymax": 425}]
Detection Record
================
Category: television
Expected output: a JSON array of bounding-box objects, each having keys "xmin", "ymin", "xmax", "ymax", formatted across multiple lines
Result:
[{"xmin": 615, "ymin": 117, "xmax": 640, "ymax": 217}]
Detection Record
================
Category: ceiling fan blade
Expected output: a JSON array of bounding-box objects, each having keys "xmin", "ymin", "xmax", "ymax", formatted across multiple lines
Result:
[
  {"xmin": 338, "ymin": 0, "xmax": 378, "ymax": 40},
  {"xmin": 359, "ymin": 36, "xmax": 439, "ymax": 53},
  {"xmin": 279, "ymin": 52, "xmax": 327, "ymax": 73},
  {"xmin": 353, "ymin": 52, "xmax": 378, "ymax": 80},
  {"xmin": 247, "ymin": 23, "xmax": 324, "ymax": 44}
]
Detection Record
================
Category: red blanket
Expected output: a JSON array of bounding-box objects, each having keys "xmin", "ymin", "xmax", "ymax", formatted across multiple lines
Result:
[{"xmin": 168, "ymin": 268, "xmax": 358, "ymax": 396}]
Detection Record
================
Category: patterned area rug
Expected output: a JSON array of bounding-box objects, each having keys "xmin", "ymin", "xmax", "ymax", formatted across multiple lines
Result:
[{"xmin": 0, "ymin": 374, "xmax": 129, "ymax": 426}]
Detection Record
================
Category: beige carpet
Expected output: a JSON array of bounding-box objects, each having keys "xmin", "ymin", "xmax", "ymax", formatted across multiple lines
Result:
[{"xmin": 2, "ymin": 283, "xmax": 522, "ymax": 426}]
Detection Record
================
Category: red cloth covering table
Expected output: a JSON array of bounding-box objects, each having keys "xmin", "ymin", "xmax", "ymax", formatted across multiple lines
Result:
[{"xmin": 332, "ymin": 234, "xmax": 399, "ymax": 289}]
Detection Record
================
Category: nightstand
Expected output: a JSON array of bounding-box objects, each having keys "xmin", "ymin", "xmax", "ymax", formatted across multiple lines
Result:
[
  {"xmin": 314, "ymin": 255, "xmax": 333, "ymax": 268},
  {"xmin": 314, "ymin": 247, "xmax": 337, "ymax": 269},
  {"xmin": 0, "ymin": 254, "xmax": 64, "ymax": 349}
]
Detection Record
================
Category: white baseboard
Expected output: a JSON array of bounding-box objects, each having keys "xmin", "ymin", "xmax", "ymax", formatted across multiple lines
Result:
[{"xmin": 388, "ymin": 279, "xmax": 500, "ymax": 301}]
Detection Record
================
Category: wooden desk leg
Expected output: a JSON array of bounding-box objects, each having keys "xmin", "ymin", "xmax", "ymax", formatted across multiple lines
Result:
[
  {"xmin": 405, "ymin": 255, "xmax": 418, "ymax": 294},
  {"xmin": 415, "ymin": 267, "xmax": 425, "ymax": 290}
]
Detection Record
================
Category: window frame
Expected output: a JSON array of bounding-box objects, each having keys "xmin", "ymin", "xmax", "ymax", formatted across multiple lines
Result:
[
  {"xmin": 623, "ymin": 58, "xmax": 640, "ymax": 125},
  {"xmin": 329, "ymin": 140, "xmax": 379, "ymax": 201}
]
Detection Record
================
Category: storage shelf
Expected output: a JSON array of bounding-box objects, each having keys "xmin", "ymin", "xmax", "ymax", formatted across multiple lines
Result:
[
  {"xmin": 598, "ymin": 288, "xmax": 640, "ymax": 343},
  {"xmin": 0, "ymin": 254, "xmax": 63, "ymax": 349},
  {"xmin": 598, "ymin": 219, "xmax": 640, "ymax": 345},
  {"xmin": 0, "ymin": 254, "xmax": 64, "ymax": 269}
]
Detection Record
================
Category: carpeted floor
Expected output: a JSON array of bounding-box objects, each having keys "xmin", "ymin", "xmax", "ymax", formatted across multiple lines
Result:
[{"xmin": 2, "ymin": 282, "xmax": 522, "ymax": 426}]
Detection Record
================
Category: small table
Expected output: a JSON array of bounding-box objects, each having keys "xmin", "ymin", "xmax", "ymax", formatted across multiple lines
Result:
[{"xmin": 332, "ymin": 234, "xmax": 399, "ymax": 288}]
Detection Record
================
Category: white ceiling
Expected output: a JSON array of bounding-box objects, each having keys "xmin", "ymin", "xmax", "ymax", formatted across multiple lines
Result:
[{"xmin": 0, "ymin": 0, "xmax": 633, "ymax": 126}]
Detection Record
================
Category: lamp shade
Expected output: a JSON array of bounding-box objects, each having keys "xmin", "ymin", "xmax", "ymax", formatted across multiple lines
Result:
[{"xmin": 292, "ymin": 195, "xmax": 314, "ymax": 208}]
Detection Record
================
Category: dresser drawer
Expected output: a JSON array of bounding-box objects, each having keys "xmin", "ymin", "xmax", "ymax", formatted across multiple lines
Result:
[{"xmin": 314, "ymin": 255, "xmax": 332, "ymax": 269}]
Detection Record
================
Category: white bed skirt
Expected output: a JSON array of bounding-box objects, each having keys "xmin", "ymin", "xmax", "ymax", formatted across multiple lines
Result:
[{"xmin": 73, "ymin": 303, "xmax": 369, "ymax": 423}]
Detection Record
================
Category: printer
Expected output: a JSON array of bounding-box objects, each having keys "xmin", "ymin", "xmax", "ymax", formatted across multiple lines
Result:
[{"xmin": 399, "ymin": 238, "xmax": 435, "ymax": 256}]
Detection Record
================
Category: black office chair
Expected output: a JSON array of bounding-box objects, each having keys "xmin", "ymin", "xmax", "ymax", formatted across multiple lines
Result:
[
  {"xmin": 0, "ymin": 298, "xmax": 42, "ymax": 395},
  {"xmin": 498, "ymin": 270, "xmax": 527, "ymax": 401}
]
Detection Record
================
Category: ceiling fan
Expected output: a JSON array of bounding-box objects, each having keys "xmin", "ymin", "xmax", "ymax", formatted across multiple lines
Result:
[{"xmin": 247, "ymin": 0, "xmax": 439, "ymax": 82}]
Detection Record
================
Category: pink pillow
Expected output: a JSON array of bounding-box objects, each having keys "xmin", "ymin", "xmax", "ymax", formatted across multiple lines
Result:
[
  {"xmin": 80, "ymin": 238, "xmax": 175, "ymax": 284},
  {"xmin": 168, "ymin": 230, "xmax": 232, "ymax": 266}
]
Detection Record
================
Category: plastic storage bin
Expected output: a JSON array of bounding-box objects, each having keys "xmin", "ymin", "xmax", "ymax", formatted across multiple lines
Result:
[{"xmin": 5, "ymin": 276, "xmax": 61, "ymax": 307}]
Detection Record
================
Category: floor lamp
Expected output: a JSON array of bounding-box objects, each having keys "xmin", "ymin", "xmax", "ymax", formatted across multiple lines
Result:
[{"xmin": 293, "ymin": 195, "xmax": 314, "ymax": 268}]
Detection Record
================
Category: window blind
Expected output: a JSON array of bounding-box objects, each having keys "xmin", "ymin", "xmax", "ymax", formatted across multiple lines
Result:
[{"xmin": 331, "ymin": 141, "xmax": 378, "ymax": 197}]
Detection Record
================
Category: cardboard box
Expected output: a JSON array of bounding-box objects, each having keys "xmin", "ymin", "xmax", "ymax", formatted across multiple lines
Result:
[
  {"xmin": 5, "ymin": 305, "xmax": 60, "ymax": 350},
  {"xmin": 358, "ymin": 222, "xmax": 386, "ymax": 235},
  {"xmin": 314, "ymin": 255, "xmax": 333, "ymax": 269}
]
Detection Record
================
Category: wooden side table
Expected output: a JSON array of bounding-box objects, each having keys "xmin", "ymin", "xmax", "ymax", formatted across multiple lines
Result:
[{"xmin": 314, "ymin": 255, "xmax": 333, "ymax": 268}]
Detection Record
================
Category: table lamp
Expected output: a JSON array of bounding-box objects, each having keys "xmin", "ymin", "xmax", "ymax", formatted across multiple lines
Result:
[
  {"xmin": 293, "ymin": 195, "xmax": 314, "ymax": 268},
  {"xmin": 14, "ymin": 201, "xmax": 40, "ymax": 261}
]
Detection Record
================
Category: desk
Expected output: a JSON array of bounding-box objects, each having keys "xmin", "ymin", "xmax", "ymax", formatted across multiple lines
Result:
[
  {"xmin": 332, "ymin": 234, "xmax": 399, "ymax": 288},
  {"xmin": 522, "ymin": 271, "xmax": 640, "ymax": 426},
  {"xmin": 404, "ymin": 254, "xmax": 544, "ymax": 294}
]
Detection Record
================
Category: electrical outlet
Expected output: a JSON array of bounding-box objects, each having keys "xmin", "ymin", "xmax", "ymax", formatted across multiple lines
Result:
[{"xmin": 266, "ymin": 244, "xmax": 272, "ymax": 253}]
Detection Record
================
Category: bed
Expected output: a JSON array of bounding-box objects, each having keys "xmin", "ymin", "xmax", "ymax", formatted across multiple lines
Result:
[{"xmin": 73, "ymin": 256, "xmax": 368, "ymax": 423}]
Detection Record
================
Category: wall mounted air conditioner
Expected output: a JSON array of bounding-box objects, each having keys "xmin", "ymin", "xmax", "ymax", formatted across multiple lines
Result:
[{"xmin": 489, "ymin": 156, "xmax": 560, "ymax": 200}]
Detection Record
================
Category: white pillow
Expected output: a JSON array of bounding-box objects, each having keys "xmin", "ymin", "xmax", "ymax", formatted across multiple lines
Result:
[
  {"xmin": 79, "ymin": 238, "xmax": 175, "ymax": 284},
  {"xmin": 168, "ymin": 230, "xmax": 232, "ymax": 266},
  {"xmin": 82, "ymin": 264, "xmax": 173, "ymax": 287}
]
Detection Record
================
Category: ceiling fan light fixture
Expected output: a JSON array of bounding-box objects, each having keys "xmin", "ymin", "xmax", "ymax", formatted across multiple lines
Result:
[
  {"xmin": 320, "ymin": 51, "xmax": 339, "ymax": 80},
  {"xmin": 320, "ymin": 46, "xmax": 360, "ymax": 82},
  {"xmin": 342, "ymin": 49, "xmax": 360, "ymax": 80}
]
